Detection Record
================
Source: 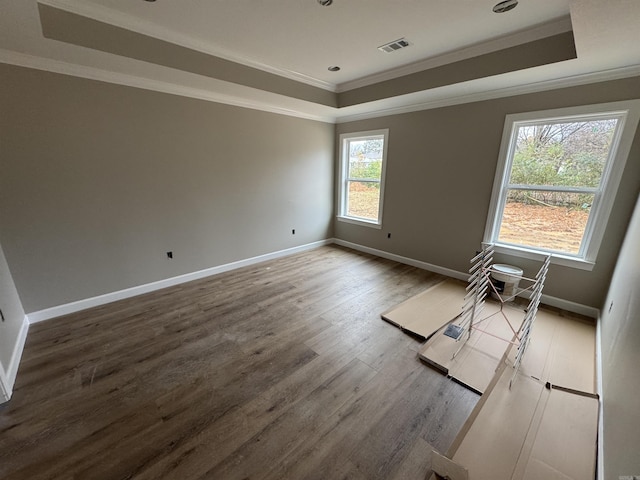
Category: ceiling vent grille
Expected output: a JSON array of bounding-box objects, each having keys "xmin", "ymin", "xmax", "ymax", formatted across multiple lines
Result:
[{"xmin": 378, "ymin": 38, "xmax": 410, "ymax": 53}]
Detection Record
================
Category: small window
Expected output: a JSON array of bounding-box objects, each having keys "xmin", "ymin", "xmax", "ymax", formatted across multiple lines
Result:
[
  {"xmin": 484, "ymin": 101, "xmax": 640, "ymax": 269},
  {"xmin": 337, "ymin": 130, "xmax": 389, "ymax": 228}
]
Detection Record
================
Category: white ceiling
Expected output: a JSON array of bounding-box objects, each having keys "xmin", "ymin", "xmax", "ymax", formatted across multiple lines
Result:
[
  {"xmin": 1, "ymin": 0, "xmax": 639, "ymax": 122},
  {"xmin": 62, "ymin": 0, "xmax": 571, "ymax": 88}
]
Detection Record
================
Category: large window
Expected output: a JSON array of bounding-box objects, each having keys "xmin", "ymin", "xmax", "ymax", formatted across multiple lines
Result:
[
  {"xmin": 484, "ymin": 101, "xmax": 640, "ymax": 269},
  {"xmin": 337, "ymin": 130, "xmax": 388, "ymax": 227}
]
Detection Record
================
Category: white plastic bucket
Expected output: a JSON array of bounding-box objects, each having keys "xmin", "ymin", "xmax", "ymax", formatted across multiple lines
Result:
[{"xmin": 491, "ymin": 264, "xmax": 523, "ymax": 300}]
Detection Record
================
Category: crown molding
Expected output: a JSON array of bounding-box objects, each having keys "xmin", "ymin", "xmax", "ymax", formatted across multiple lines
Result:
[
  {"xmin": 37, "ymin": 0, "xmax": 338, "ymax": 92},
  {"xmin": 0, "ymin": 49, "xmax": 337, "ymax": 124},
  {"xmin": 335, "ymin": 16, "xmax": 574, "ymax": 93},
  {"xmin": 2, "ymin": 47, "xmax": 639, "ymax": 127},
  {"xmin": 336, "ymin": 63, "xmax": 640, "ymax": 123}
]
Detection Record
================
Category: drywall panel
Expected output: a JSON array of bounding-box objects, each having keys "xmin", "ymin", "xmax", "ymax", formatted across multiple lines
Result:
[
  {"xmin": 335, "ymin": 75, "xmax": 640, "ymax": 309},
  {"xmin": 600, "ymin": 193, "xmax": 640, "ymax": 479},
  {"xmin": 0, "ymin": 64, "xmax": 334, "ymax": 313}
]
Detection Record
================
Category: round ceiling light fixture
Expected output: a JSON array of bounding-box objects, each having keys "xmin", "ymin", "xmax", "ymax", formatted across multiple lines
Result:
[
  {"xmin": 493, "ymin": 0, "xmax": 518, "ymax": 13},
  {"xmin": 317, "ymin": 0, "xmax": 333, "ymax": 5},
  {"xmin": 328, "ymin": 66, "xmax": 341, "ymax": 72}
]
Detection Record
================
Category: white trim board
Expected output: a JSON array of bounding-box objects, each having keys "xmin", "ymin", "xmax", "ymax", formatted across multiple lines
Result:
[
  {"xmin": 335, "ymin": 64, "xmax": 640, "ymax": 124},
  {"xmin": 2, "ymin": 50, "xmax": 640, "ymax": 126},
  {"xmin": 332, "ymin": 238, "xmax": 468, "ymax": 282},
  {"xmin": 38, "ymin": 0, "xmax": 337, "ymax": 92},
  {"xmin": 0, "ymin": 50, "xmax": 336, "ymax": 125},
  {"xmin": 27, "ymin": 239, "xmax": 332, "ymax": 324},
  {"xmin": 596, "ymin": 315, "xmax": 605, "ymax": 480},
  {"xmin": 0, "ymin": 315, "xmax": 30, "ymax": 402},
  {"xmin": 0, "ymin": 363, "xmax": 10, "ymax": 403},
  {"xmin": 336, "ymin": 16, "xmax": 573, "ymax": 93},
  {"xmin": 26, "ymin": 237, "xmax": 598, "ymax": 324},
  {"xmin": 333, "ymin": 239, "xmax": 599, "ymax": 319}
]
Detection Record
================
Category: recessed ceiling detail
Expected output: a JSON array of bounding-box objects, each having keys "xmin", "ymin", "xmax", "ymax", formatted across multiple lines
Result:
[
  {"xmin": 3, "ymin": 0, "xmax": 639, "ymax": 123},
  {"xmin": 38, "ymin": 0, "xmax": 571, "ymax": 87},
  {"xmin": 378, "ymin": 38, "xmax": 411, "ymax": 54},
  {"xmin": 37, "ymin": 2, "xmax": 577, "ymax": 110},
  {"xmin": 339, "ymin": 31, "xmax": 577, "ymax": 107}
]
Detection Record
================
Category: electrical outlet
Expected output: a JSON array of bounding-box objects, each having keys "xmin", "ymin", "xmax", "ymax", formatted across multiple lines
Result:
[
  {"xmin": 387, "ymin": 233, "xmax": 391, "ymax": 239},
  {"xmin": 292, "ymin": 229, "xmax": 295, "ymax": 235},
  {"xmin": 166, "ymin": 251, "xmax": 173, "ymax": 259},
  {"xmin": 609, "ymin": 301, "xmax": 614, "ymax": 313}
]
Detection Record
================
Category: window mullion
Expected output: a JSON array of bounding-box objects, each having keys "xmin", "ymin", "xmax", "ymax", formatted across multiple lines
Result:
[
  {"xmin": 346, "ymin": 178, "xmax": 380, "ymax": 183},
  {"xmin": 506, "ymin": 184, "xmax": 599, "ymax": 194}
]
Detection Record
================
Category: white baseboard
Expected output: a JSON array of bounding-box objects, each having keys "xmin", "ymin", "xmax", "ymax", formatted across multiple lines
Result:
[
  {"xmin": 27, "ymin": 239, "xmax": 332, "ymax": 324},
  {"xmin": 332, "ymin": 239, "xmax": 469, "ymax": 281},
  {"xmin": 25, "ymin": 237, "xmax": 598, "ymax": 324},
  {"xmin": 538, "ymin": 293, "xmax": 600, "ymax": 319},
  {"xmin": 0, "ymin": 364, "xmax": 10, "ymax": 403},
  {"xmin": 7, "ymin": 316, "xmax": 29, "ymax": 387},
  {"xmin": 333, "ymin": 239, "xmax": 599, "ymax": 318},
  {"xmin": 0, "ymin": 315, "xmax": 29, "ymax": 402},
  {"xmin": 595, "ymin": 316, "xmax": 604, "ymax": 480}
]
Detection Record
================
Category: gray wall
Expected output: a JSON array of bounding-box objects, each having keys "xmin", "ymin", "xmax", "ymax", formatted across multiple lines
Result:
[
  {"xmin": 336, "ymin": 76, "xmax": 640, "ymax": 309},
  {"xmin": 600, "ymin": 194, "xmax": 640, "ymax": 479},
  {"xmin": 0, "ymin": 241, "xmax": 26, "ymax": 388},
  {"xmin": 0, "ymin": 64, "xmax": 335, "ymax": 313}
]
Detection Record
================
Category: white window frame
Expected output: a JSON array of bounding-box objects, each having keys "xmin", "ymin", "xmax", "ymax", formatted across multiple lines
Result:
[
  {"xmin": 337, "ymin": 129, "xmax": 389, "ymax": 229},
  {"xmin": 484, "ymin": 100, "xmax": 640, "ymax": 270}
]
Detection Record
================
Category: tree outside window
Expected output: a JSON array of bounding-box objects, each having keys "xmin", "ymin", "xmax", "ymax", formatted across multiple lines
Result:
[
  {"xmin": 485, "ymin": 101, "xmax": 640, "ymax": 268},
  {"xmin": 338, "ymin": 130, "xmax": 388, "ymax": 228}
]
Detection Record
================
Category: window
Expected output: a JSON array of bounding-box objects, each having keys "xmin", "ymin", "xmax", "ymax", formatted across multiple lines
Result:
[
  {"xmin": 337, "ymin": 130, "xmax": 389, "ymax": 228},
  {"xmin": 484, "ymin": 101, "xmax": 640, "ymax": 269}
]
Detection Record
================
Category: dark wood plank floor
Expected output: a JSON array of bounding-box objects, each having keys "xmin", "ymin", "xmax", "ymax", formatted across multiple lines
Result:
[{"xmin": 0, "ymin": 245, "xmax": 478, "ymax": 480}]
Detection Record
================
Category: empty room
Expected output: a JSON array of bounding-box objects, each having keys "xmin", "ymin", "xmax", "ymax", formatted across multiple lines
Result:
[{"xmin": 1, "ymin": 0, "xmax": 639, "ymax": 479}]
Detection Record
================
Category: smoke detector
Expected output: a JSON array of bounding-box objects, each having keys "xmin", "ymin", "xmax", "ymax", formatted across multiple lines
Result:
[{"xmin": 378, "ymin": 38, "xmax": 410, "ymax": 53}]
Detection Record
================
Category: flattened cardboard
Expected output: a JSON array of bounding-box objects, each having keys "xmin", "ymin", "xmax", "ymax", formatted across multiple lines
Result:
[
  {"xmin": 453, "ymin": 371, "xmax": 544, "ymax": 480},
  {"xmin": 451, "ymin": 313, "xmax": 598, "ymax": 480},
  {"xmin": 517, "ymin": 389, "xmax": 599, "ymax": 480},
  {"xmin": 381, "ymin": 279, "xmax": 465, "ymax": 340},
  {"xmin": 547, "ymin": 316, "xmax": 596, "ymax": 394},
  {"xmin": 419, "ymin": 301, "xmax": 525, "ymax": 393},
  {"xmin": 507, "ymin": 310, "xmax": 596, "ymax": 394},
  {"xmin": 431, "ymin": 450, "xmax": 469, "ymax": 480}
]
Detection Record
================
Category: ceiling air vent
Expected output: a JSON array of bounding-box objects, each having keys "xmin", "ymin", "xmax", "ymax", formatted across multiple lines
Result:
[{"xmin": 378, "ymin": 38, "xmax": 410, "ymax": 53}]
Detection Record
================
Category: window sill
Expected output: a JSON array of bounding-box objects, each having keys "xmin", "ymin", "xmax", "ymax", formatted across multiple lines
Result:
[
  {"xmin": 336, "ymin": 216, "xmax": 382, "ymax": 229},
  {"xmin": 491, "ymin": 243, "xmax": 595, "ymax": 271}
]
